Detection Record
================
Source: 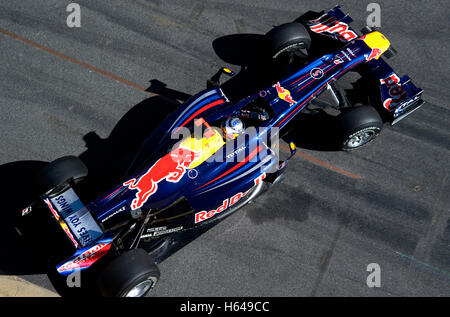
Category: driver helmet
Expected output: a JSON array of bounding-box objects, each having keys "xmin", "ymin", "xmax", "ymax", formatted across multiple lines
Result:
[{"xmin": 222, "ymin": 116, "xmax": 245, "ymax": 140}]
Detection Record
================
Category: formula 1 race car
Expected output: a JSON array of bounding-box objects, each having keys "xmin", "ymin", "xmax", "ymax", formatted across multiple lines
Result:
[{"xmin": 16, "ymin": 6, "xmax": 424, "ymax": 297}]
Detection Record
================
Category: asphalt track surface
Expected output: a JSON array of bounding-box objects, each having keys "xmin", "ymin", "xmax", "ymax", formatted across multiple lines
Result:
[{"xmin": 0, "ymin": 0, "xmax": 449, "ymax": 297}]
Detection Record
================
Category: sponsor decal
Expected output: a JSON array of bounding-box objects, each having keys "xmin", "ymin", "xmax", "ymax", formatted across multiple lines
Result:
[
  {"xmin": 101, "ymin": 206, "xmax": 126, "ymax": 223},
  {"xmin": 380, "ymin": 73, "xmax": 407, "ymax": 110},
  {"xmin": 50, "ymin": 188, "xmax": 84, "ymax": 219},
  {"xmin": 194, "ymin": 192, "xmax": 247, "ymax": 224},
  {"xmin": 194, "ymin": 173, "xmax": 266, "ymax": 224},
  {"xmin": 65, "ymin": 210, "xmax": 102, "ymax": 247},
  {"xmin": 310, "ymin": 67, "xmax": 324, "ymax": 79},
  {"xmin": 124, "ymin": 146, "xmax": 201, "ymax": 210},
  {"xmin": 43, "ymin": 197, "xmax": 103, "ymax": 248},
  {"xmin": 57, "ymin": 241, "xmax": 112, "ymax": 274},
  {"xmin": 43, "ymin": 198, "xmax": 79, "ymax": 247},
  {"xmin": 254, "ymin": 172, "xmax": 266, "ymax": 185},
  {"xmin": 226, "ymin": 145, "xmax": 246, "ymax": 160},
  {"xmin": 394, "ymin": 95, "xmax": 421, "ymax": 117},
  {"xmin": 341, "ymin": 50, "xmax": 352, "ymax": 61},
  {"xmin": 21, "ymin": 206, "xmax": 32, "ymax": 216},
  {"xmin": 60, "ymin": 222, "xmax": 79, "ymax": 248},
  {"xmin": 141, "ymin": 226, "xmax": 184, "ymax": 238},
  {"xmin": 334, "ymin": 56, "xmax": 344, "ymax": 65},
  {"xmin": 365, "ymin": 48, "xmax": 383, "ymax": 62},
  {"xmin": 347, "ymin": 48, "xmax": 357, "ymax": 57},
  {"xmin": 259, "ymin": 90, "xmax": 269, "ymax": 98},
  {"xmin": 309, "ymin": 16, "xmax": 358, "ymax": 42},
  {"xmin": 188, "ymin": 169, "xmax": 198, "ymax": 179},
  {"xmin": 146, "ymin": 226, "xmax": 167, "ymax": 233},
  {"xmin": 273, "ymin": 82, "xmax": 297, "ymax": 107},
  {"xmin": 44, "ymin": 198, "xmax": 60, "ymax": 220}
]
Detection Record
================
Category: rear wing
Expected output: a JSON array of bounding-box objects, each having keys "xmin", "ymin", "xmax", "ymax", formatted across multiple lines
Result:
[
  {"xmin": 41, "ymin": 184, "xmax": 113, "ymax": 275},
  {"xmin": 298, "ymin": 5, "xmax": 424, "ymax": 124}
]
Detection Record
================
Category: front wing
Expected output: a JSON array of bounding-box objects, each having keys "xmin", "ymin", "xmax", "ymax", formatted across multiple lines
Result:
[{"xmin": 300, "ymin": 5, "xmax": 424, "ymax": 124}]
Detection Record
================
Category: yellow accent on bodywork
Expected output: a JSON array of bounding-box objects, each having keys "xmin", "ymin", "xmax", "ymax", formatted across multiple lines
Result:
[
  {"xmin": 289, "ymin": 142, "xmax": 296, "ymax": 151},
  {"xmin": 180, "ymin": 128, "xmax": 225, "ymax": 169},
  {"xmin": 363, "ymin": 31, "xmax": 390, "ymax": 58}
]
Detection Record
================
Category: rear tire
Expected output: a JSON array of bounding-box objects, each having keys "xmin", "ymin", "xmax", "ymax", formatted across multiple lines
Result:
[
  {"xmin": 337, "ymin": 105, "xmax": 383, "ymax": 150},
  {"xmin": 97, "ymin": 249, "xmax": 160, "ymax": 297},
  {"xmin": 36, "ymin": 156, "xmax": 88, "ymax": 191}
]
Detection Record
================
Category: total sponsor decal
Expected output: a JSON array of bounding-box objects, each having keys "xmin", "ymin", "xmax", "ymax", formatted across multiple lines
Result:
[
  {"xmin": 194, "ymin": 173, "xmax": 266, "ymax": 224},
  {"xmin": 273, "ymin": 82, "xmax": 297, "ymax": 107},
  {"xmin": 124, "ymin": 146, "xmax": 201, "ymax": 210},
  {"xmin": 380, "ymin": 73, "xmax": 407, "ymax": 110},
  {"xmin": 57, "ymin": 240, "xmax": 112, "ymax": 275}
]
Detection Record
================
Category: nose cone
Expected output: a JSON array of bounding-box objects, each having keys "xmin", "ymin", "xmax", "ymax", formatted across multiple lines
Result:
[{"xmin": 362, "ymin": 31, "xmax": 391, "ymax": 57}]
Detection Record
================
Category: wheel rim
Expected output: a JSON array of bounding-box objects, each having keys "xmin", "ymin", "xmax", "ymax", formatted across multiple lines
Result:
[
  {"xmin": 347, "ymin": 129, "xmax": 379, "ymax": 148},
  {"xmin": 273, "ymin": 42, "xmax": 306, "ymax": 59},
  {"xmin": 124, "ymin": 279, "xmax": 154, "ymax": 297}
]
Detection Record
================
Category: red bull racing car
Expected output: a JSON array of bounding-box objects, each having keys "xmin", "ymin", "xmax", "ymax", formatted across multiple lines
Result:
[{"xmin": 16, "ymin": 6, "xmax": 424, "ymax": 297}]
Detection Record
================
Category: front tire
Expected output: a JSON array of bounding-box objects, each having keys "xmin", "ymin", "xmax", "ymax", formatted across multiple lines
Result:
[
  {"xmin": 265, "ymin": 22, "xmax": 311, "ymax": 61},
  {"xmin": 337, "ymin": 105, "xmax": 383, "ymax": 150}
]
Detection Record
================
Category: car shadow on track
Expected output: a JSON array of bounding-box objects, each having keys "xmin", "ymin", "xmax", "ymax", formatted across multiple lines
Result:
[
  {"xmin": 0, "ymin": 160, "xmax": 49, "ymax": 275},
  {"xmin": 281, "ymin": 111, "xmax": 341, "ymax": 151},
  {"xmin": 77, "ymin": 94, "xmax": 182, "ymax": 201},
  {"xmin": 0, "ymin": 93, "xmax": 183, "ymax": 296},
  {"xmin": 213, "ymin": 32, "xmax": 342, "ymax": 151}
]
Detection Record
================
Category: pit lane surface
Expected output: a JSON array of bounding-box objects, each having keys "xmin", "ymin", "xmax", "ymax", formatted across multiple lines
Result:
[{"xmin": 0, "ymin": 0, "xmax": 449, "ymax": 296}]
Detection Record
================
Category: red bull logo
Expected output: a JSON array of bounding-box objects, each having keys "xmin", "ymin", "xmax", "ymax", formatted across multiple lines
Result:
[
  {"xmin": 365, "ymin": 48, "xmax": 382, "ymax": 62},
  {"xmin": 309, "ymin": 18, "xmax": 358, "ymax": 42},
  {"xmin": 194, "ymin": 191, "xmax": 247, "ymax": 224},
  {"xmin": 194, "ymin": 173, "xmax": 266, "ymax": 224},
  {"xmin": 273, "ymin": 82, "xmax": 297, "ymax": 107},
  {"xmin": 124, "ymin": 147, "xmax": 201, "ymax": 210}
]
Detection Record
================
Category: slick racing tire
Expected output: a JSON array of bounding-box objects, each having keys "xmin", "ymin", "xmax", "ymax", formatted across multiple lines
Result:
[
  {"xmin": 265, "ymin": 22, "xmax": 311, "ymax": 60},
  {"xmin": 337, "ymin": 105, "xmax": 383, "ymax": 150},
  {"xmin": 37, "ymin": 156, "xmax": 88, "ymax": 190},
  {"xmin": 97, "ymin": 249, "xmax": 160, "ymax": 297}
]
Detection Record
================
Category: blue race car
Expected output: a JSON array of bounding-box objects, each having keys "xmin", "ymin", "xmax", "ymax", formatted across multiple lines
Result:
[{"xmin": 17, "ymin": 6, "xmax": 424, "ymax": 297}]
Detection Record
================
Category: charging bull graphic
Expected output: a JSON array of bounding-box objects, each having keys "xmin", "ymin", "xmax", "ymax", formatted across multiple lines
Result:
[
  {"xmin": 365, "ymin": 48, "xmax": 382, "ymax": 62},
  {"xmin": 273, "ymin": 82, "xmax": 297, "ymax": 107},
  {"xmin": 124, "ymin": 147, "xmax": 201, "ymax": 210}
]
